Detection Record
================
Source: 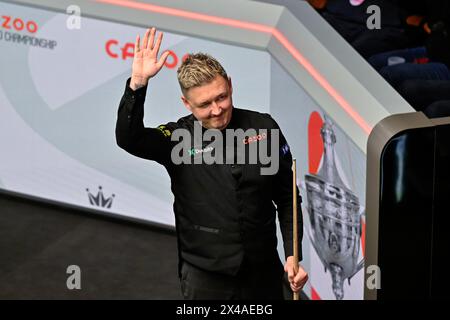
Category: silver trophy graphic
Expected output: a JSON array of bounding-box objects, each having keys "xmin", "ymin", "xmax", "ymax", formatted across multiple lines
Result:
[{"xmin": 305, "ymin": 116, "xmax": 364, "ymax": 300}]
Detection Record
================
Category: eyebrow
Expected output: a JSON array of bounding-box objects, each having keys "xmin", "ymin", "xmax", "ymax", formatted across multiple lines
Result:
[{"xmin": 197, "ymin": 91, "xmax": 227, "ymax": 107}]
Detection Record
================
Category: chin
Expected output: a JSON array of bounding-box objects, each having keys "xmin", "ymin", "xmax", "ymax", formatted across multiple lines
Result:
[
  {"xmin": 209, "ymin": 123, "xmax": 223, "ymax": 130},
  {"xmin": 217, "ymin": 119, "xmax": 231, "ymax": 130},
  {"xmin": 208, "ymin": 112, "xmax": 231, "ymax": 130}
]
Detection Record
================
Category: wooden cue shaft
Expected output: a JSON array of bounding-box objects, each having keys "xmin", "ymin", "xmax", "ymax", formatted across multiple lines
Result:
[{"xmin": 292, "ymin": 158, "xmax": 299, "ymax": 301}]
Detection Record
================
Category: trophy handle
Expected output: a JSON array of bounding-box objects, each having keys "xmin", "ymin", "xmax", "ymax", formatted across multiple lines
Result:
[{"xmin": 349, "ymin": 259, "xmax": 365, "ymax": 281}]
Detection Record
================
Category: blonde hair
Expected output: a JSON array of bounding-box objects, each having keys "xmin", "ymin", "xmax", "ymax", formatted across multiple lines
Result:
[{"xmin": 177, "ymin": 53, "xmax": 228, "ymax": 96}]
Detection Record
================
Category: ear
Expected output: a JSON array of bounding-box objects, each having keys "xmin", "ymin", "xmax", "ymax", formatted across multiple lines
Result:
[
  {"xmin": 228, "ymin": 76, "xmax": 233, "ymax": 95},
  {"xmin": 181, "ymin": 95, "xmax": 193, "ymax": 112}
]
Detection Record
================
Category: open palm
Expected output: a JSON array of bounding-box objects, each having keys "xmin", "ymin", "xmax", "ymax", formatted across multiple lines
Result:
[{"xmin": 131, "ymin": 27, "xmax": 170, "ymax": 88}]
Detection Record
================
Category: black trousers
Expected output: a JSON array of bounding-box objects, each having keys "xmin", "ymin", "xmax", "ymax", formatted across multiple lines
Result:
[
  {"xmin": 179, "ymin": 259, "xmax": 286, "ymax": 300},
  {"xmin": 397, "ymin": 80, "xmax": 450, "ymax": 111}
]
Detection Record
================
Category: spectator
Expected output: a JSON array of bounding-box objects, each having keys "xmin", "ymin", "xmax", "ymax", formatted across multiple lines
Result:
[
  {"xmin": 423, "ymin": 100, "xmax": 450, "ymax": 118},
  {"xmin": 307, "ymin": 0, "xmax": 427, "ymax": 58},
  {"xmin": 367, "ymin": 1, "xmax": 450, "ymax": 108}
]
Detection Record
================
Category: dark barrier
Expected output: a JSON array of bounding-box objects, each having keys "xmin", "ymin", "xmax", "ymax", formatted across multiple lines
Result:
[{"xmin": 365, "ymin": 112, "xmax": 450, "ymax": 299}]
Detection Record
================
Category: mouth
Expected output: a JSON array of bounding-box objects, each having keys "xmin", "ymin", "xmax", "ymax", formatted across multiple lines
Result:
[
  {"xmin": 210, "ymin": 115, "xmax": 224, "ymax": 123},
  {"xmin": 209, "ymin": 116, "xmax": 227, "ymax": 129}
]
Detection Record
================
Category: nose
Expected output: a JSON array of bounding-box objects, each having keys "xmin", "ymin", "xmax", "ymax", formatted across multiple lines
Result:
[{"xmin": 211, "ymin": 101, "xmax": 222, "ymax": 117}]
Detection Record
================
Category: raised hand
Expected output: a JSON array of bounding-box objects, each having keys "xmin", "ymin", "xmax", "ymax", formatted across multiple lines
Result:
[{"xmin": 130, "ymin": 27, "xmax": 170, "ymax": 90}]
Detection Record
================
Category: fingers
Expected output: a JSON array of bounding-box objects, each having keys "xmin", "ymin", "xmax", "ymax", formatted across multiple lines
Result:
[
  {"xmin": 294, "ymin": 268, "xmax": 307, "ymax": 282},
  {"xmin": 290, "ymin": 276, "xmax": 306, "ymax": 293},
  {"xmin": 153, "ymin": 31, "xmax": 164, "ymax": 56},
  {"xmin": 292, "ymin": 269, "xmax": 308, "ymax": 291},
  {"xmin": 289, "ymin": 273, "xmax": 301, "ymax": 292},
  {"xmin": 136, "ymin": 27, "xmax": 163, "ymax": 55},
  {"xmin": 295, "ymin": 273, "xmax": 308, "ymax": 288},
  {"xmin": 134, "ymin": 34, "xmax": 140, "ymax": 55},
  {"xmin": 142, "ymin": 28, "xmax": 151, "ymax": 49},
  {"xmin": 156, "ymin": 50, "xmax": 170, "ymax": 70},
  {"xmin": 148, "ymin": 27, "xmax": 156, "ymax": 50},
  {"xmin": 287, "ymin": 266, "xmax": 295, "ymax": 283},
  {"xmin": 290, "ymin": 283, "xmax": 301, "ymax": 293},
  {"xmin": 286, "ymin": 264, "xmax": 308, "ymax": 293}
]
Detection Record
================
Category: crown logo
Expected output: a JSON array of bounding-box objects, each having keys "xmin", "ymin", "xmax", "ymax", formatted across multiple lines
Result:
[{"xmin": 86, "ymin": 186, "xmax": 115, "ymax": 208}]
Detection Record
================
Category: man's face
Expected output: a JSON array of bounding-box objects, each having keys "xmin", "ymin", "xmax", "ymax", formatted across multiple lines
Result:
[{"xmin": 181, "ymin": 75, "xmax": 233, "ymax": 130}]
